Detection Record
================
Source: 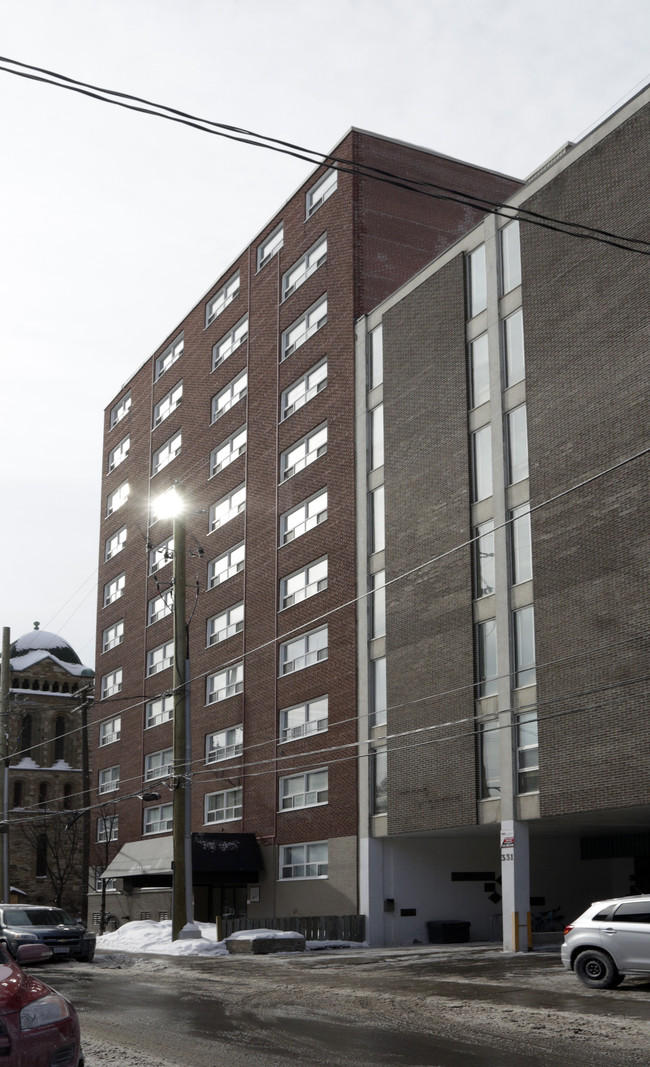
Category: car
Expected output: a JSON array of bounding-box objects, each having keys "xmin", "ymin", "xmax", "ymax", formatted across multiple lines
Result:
[
  {"xmin": 0, "ymin": 906, "xmax": 95, "ymax": 963},
  {"xmin": 561, "ymin": 894, "xmax": 650, "ymax": 988},
  {"xmin": 0, "ymin": 940, "xmax": 83, "ymax": 1065}
]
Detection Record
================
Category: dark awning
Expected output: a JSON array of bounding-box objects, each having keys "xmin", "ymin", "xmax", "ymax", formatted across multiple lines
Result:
[{"xmin": 191, "ymin": 833, "xmax": 262, "ymax": 873}]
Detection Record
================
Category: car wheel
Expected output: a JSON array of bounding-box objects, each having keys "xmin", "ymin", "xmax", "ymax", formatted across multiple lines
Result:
[
  {"xmin": 75, "ymin": 947, "xmax": 95, "ymax": 963},
  {"xmin": 574, "ymin": 949, "xmax": 620, "ymax": 989}
]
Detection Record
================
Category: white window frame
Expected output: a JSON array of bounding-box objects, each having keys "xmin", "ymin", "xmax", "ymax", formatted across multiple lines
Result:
[
  {"xmin": 153, "ymin": 380, "xmax": 183, "ymax": 428},
  {"xmin": 212, "ymin": 315, "xmax": 248, "ymax": 371},
  {"xmin": 506, "ymin": 405, "xmax": 529, "ymax": 485},
  {"xmin": 281, "ymin": 295, "xmax": 327, "ymax": 360},
  {"xmin": 280, "ymin": 557, "xmax": 328, "ymax": 609},
  {"xmin": 467, "ymin": 244, "xmax": 487, "ymax": 318},
  {"xmin": 279, "ymin": 626, "xmax": 328, "ymax": 676},
  {"xmin": 152, "ymin": 431, "xmax": 182, "ymax": 477},
  {"xmin": 102, "ymin": 619, "xmax": 124, "ymax": 653},
  {"xmin": 148, "ymin": 535, "xmax": 174, "ymax": 575},
  {"xmin": 476, "ymin": 619, "xmax": 498, "ymax": 698},
  {"xmin": 516, "ymin": 711, "xmax": 539, "ymax": 794},
  {"xmin": 205, "ymin": 787, "xmax": 242, "ymax": 824},
  {"xmin": 368, "ymin": 324, "xmax": 383, "ymax": 390},
  {"xmin": 105, "ymin": 526, "xmax": 127, "ymax": 562},
  {"xmin": 205, "ymin": 725, "xmax": 243, "ymax": 765},
  {"xmin": 210, "ymin": 426, "xmax": 247, "ymax": 477},
  {"xmin": 207, "ymin": 542, "xmax": 245, "ymax": 588},
  {"xmin": 207, "ymin": 602, "xmax": 244, "ymax": 646},
  {"xmin": 206, "ymin": 663, "xmax": 244, "ymax": 705},
  {"xmin": 145, "ymin": 695, "xmax": 174, "ymax": 729},
  {"xmin": 98, "ymin": 715, "xmax": 121, "ymax": 747},
  {"xmin": 369, "ymin": 404, "xmax": 384, "ymax": 470},
  {"xmin": 98, "ymin": 765, "xmax": 120, "ymax": 795},
  {"xmin": 280, "ymin": 841, "xmax": 328, "ymax": 880},
  {"xmin": 513, "ymin": 604, "xmax": 536, "ymax": 689},
  {"xmin": 510, "ymin": 504, "xmax": 533, "ymax": 586},
  {"xmin": 106, "ymin": 481, "xmax": 129, "ymax": 517},
  {"xmin": 282, "ymin": 234, "xmax": 327, "ymax": 300},
  {"xmin": 370, "ymin": 570, "xmax": 386, "ymax": 639},
  {"xmin": 501, "ymin": 220, "xmax": 522, "ymax": 294},
  {"xmin": 279, "ymin": 768, "xmax": 328, "ymax": 810},
  {"xmin": 154, "ymin": 334, "xmax": 183, "ymax": 382},
  {"xmin": 257, "ymin": 223, "xmax": 283, "ymax": 270},
  {"xmin": 306, "ymin": 169, "xmax": 337, "ymax": 217},
  {"xmin": 144, "ymin": 748, "xmax": 173, "ymax": 782},
  {"xmin": 209, "ymin": 484, "xmax": 246, "ymax": 533},
  {"xmin": 97, "ymin": 815, "xmax": 118, "ymax": 843},
  {"xmin": 472, "ymin": 425, "xmax": 492, "ymax": 502},
  {"xmin": 146, "ymin": 639, "xmax": 174, "ymax": 677},
  {"xmin": 211, "ymin": 370, "xmax": 247, "ymax": 422},
  {"xmin": 108, "ymin": 435, "xmax": 130, "ymax": 473},
  {"xmin": 372, "ymin": 656, "xmax": 387, "ymax": 727},
  {"xmin": 281, "ymin": 359, "xmax": 327, "ymax": 420},
  {"xmin": 100, "ymin": 668, "xmax": 122, "ymax": 699},
  {"xmin": 143, "ymin": 803, "xmax": 173, "ymax": 836},
  {"xmin": 280, "ymin": 489, "xmax": 327, "ymax": 546},
  {"xmin": 206, "ymin": 270, "xmax": 240, "ymax": 327},
  {"xmin": 280, "ymin": 423, "xmax": 327, "ymax": 481},
  {"xmin": 280, "ymin": 696, "xmax": 328, "ymax": 742},
  {"xmin": 110, "ymin": 392, "xmax": 131, "ymax": 429},
  {"xmin": 147, "ymin": 592, "xmax": 172, "ymax": 625}
]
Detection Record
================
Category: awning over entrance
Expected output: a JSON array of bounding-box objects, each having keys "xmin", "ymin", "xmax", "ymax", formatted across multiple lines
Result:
[
  {"xmin": 102, "ymin": 837, "xmax": 173, "ymax": 880},
  {"xmin": 192, "ymin": 833, "xmax": 262, "ymax": 874}
]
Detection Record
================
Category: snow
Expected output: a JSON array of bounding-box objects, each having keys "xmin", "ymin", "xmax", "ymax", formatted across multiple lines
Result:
[{"xmin": 96, "ymin": 919, "xmax": 361, "ymax": 956}]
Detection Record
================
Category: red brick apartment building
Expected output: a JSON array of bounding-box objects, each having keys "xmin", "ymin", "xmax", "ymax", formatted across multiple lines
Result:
[{"xmin": 88, "ymin": 128, "xmax": 520, "ymax": 933}]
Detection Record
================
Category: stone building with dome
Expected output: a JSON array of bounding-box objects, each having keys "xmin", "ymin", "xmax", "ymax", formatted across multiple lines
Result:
[{"xmin": 2, "ymin": 625, "xmax": 94, "ymax": 914}]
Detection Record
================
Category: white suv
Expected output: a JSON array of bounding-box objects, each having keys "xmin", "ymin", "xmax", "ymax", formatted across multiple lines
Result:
[{"xmin": 561, "ymin": 895, "xmax": 650, "ymax": 988}]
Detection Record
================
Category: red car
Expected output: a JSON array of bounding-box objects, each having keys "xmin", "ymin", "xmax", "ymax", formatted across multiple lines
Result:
[{"xmin": 0, "ymin": 942, "xmax": 83, "ymax": 1066}]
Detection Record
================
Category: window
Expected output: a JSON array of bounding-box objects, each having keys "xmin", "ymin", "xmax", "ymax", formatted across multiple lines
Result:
[
  {"xmin": 144, "ymin": 748, "xmax": 173, "ymax": 782},
  {"xmin": 210, "ymin": 426, "xmax": 247, "ymax": 477},
  {"xmin": 108, "ymin": 435, "xmax": 130, "ymax": 473},
  {"xmin": 281, "ymin": 359, "xmax": 327, "ymax": 419},
  {"xmin": 152, "ymin": 431, "xmax": 181, "ymax": 476},
  {"xmin": 280, "ymin": 696, "xmax": 328, "ymax": 742},
  {"xmin": 206, "ymin": 602, "xmax": 244, "ymax": 646},
  {"xmin": 473, "ymin": 520, "xmax": 495, "ymax": 598},
  {"xmin": 102, "ymin": 619, "xmax": 124, "ymax": 653},
  {"xmin": 507, "ymin": 405, "xmax": 529, "ymax": 484},
  {"xmin": 146, "ymin": 694, "xmax": 174, "ymax": 729},
  {"xmin": 280, "ymin": 626, "xmax": 328, "ymax": 675},
  {"xmin": 99, "ymin": 715, "xmax": 121, "ymax": 746},
  {"xmin": 211, "ymin": 370, "xmax": 247, "ymax": 422},
  {"xmin": 472, "ymin": 425, "xmax": 492, "ymax": 502},
  {"xmin": 205, "ymin": 725, "xmax": 243, "ymax": 764},
  {"xmin": 371, "ymin": 657, "xmax": 387, "ymax": 726},
  {"xmin": 208, "ymin": 542, "xmax": 245, "ymax": 587},
  {"xmin": 513, "ymin": 605, "xmax": 536, "ymax": 688},
  {"xmin": 501, "ymin": 221, "xmax": 521, "ymax": 294},
  {"xmin": 103, "ymin": 572, "xmax": 125, "ymax": 607},
  {"xmin": 280, "ymin": 769, "xmax": 328, "ymax": 810},
  {"xmin": 101, "ymin": 668, "xmax": 122, "ymax": 699},
  {"xmin": 282, "ymin": 296, "xmax": 327, "ymax": 360},
  {"xmin": 98, "ymin": 765, "xmax": 120, "ymax": 794},
  {"xmin": 212, "ymin": 315, "xmax": 248, "ymax": 370},
  {"xmin": 469, "ymin": 333, "xmax": 489, "ymax": 408},
  {"xmin": 206, "ymin": 663, "xmax": 243, "ymax": 704},
  {"xmin": 97, "ymin": 815, "xmax": 118, "ymax": 843},
  {"xmin": 205, "ymin": 787, "xmax": 242, "ymax": 823},
  {"xmin": 155, "ymin": 334, "xmax": 183, "ymax": 381},
  {"xmin": 516, "ymin": 711, "xmax": 539, "ymax": 793},
  {"xmin": 372, "ymin": 748, "xmax": 387, "ymax": 815},
  {"xmin": 370, "ymin": 485, "xmax": 385, "ymax": 554},
  {"xmin": 105, "ymin": 526, "xmax": 127, "ymax": 562},
  {"xmin": 280, "ymin": 557, "xmax": 328, "ymax": 609},
  {"xmin": 504, "ymin": 309, "xmax": 525, "ymax": 387},
  {"xmin": 146, "ymin": 639, "xmax": 174, "ymax": 676},
  {"xmin": 280, "ymin": 489, "xmax": 327, "ymax": 545},
  {"xmin": 148, "ymin": 593, "xmax": 172, "ymax": 625},
  {"xmin": 306, "ymin": 168, "xmax": 337, "ymax": 217},
  {"xmin": 106, "ymin": 481, "xmax": 129, "ymax": 516},
  {"xmin": 143, "ymin": 804, "xmax": 173, "ymax": 835},
  {"xmin": 368, "ymin": 324, "xmax": 383, "ymax": 390},
  {"xmin": 209, "ymin": 484, "xmax": 246, "ymax": 532},
  {"xmin": 468, "ymin": 244, "xmax": 487, "ymax": 317},
  {"xmin": 282, "ymin": 235, "xmax": 327, "ymax": 299},
  {"xmin": 479, "ymin": 720, "xmax": 500, "ymax": 798},
  {"xmin": 369, "ymin": 404, "xmax": 384, "ymax": 470},
  {"xmin": 510, "ymin": 503, "xmax": 532, "ymax": 584},
  {"xmin": 149, "ymin": 535, "xmax": 174, "ymax": 575},
  {"xmin": 206, "ymin": 270, "xmax": 240, "ymax": 326},
  {"xmin": 93, "ymin": 867, "xmax": 116, "ymax": 893},
  {"xmin": 280, "ymin": 841, "xmax": 328, "ymax": 879},
  {"xmin": 370, "ymin": 570, "xmax": 386, "ymax": 638},
  {"xmin": 476, "ymin": 620, "xmax": 498, "ymax": 698},
  {"xmin": 281, "ymin": 423, "xmax": 327, "ymax": 480},
  {"xmin": 110, "ymin": 392, "xmax": 131, "ymax": 429},
  {"xmin": 153, "ymin": 380, "xmax": 183, "ymax": 428},
  {"xmin": 257, "ymin": 223, "xmax": 283, "ymax": 270}
]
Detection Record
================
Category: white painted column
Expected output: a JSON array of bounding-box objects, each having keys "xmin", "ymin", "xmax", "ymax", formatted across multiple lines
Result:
[{"xmin": 500, "ymin": 820, "xmax": 531, "ymax": 950}]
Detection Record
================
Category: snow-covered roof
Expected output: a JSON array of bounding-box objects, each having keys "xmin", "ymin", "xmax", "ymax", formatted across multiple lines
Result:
[{"xmin": 5, "ymin": 628, "xmax": 94, "ymax": 678}]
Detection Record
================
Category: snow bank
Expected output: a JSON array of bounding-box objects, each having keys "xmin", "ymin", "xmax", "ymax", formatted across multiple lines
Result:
[{"xmin": 96, "ymin": 919, "xmax": 363, "ymax": 957}]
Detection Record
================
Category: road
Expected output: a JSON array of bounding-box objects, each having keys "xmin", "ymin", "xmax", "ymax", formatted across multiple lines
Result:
[{"xmin": 41, "ymin": 945, "xmax": 650, "ymax": 1067}]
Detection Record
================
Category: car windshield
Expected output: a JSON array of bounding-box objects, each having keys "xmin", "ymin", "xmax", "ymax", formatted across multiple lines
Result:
[{"xmin": 2, "ymin": 908, "xmax": 74, "ymax": 926}]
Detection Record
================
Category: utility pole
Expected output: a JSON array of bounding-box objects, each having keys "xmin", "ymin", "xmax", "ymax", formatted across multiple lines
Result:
[
  {"xmin": 79, "ymin": 685, "xmax": 92, "ymax": 925},
  {"xmin": 0, "ymin": 627, "xmax": 11, "ymax": 902},
  {"xmin": 171, "ymin": 495, "xmax": 189, "ymax": 940}
]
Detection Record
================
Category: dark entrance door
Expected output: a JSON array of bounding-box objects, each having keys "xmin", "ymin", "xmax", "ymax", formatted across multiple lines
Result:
[{"xmin": 193, "ymin": 883, "xmax": 248, "ymax": 923}]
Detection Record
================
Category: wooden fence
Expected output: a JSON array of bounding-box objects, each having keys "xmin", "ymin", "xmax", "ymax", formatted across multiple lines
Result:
[{"xmin": 222, "ymin": 914, "xmax": 366, "ymax": 942}]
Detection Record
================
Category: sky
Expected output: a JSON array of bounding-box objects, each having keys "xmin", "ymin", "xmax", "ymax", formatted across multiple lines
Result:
[{"xmin": 1, "ymin": 0, "xmax": 649, "ymax": 668}]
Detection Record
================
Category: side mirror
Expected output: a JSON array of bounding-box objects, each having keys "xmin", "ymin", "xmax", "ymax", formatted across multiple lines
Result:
[{"xmin": 16, "ymin": 943, "xmax": 53, "ymax": 964}]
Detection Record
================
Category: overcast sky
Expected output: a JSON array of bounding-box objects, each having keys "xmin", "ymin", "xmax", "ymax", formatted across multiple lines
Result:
[{"xmin": 2, "ymin": 0, "xmax": 649, "ymax": 667}]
